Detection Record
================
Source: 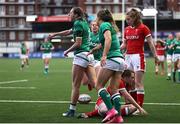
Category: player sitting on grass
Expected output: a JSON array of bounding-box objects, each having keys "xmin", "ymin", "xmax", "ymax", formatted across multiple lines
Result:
[{"xmin": 78, "ymin": 70, "xmax": 147, "ymax": 119}]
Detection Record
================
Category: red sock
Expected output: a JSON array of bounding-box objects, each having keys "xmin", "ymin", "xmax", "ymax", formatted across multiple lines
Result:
[
  {"xmin": 121, "ymin": 107, "xmax": 128, "ymax": 116},
  {"xmin": 137, "ymin": 92, "xmax": 144, "ymax": 107}
]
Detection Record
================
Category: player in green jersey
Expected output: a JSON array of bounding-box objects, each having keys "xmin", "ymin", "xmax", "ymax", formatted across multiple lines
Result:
[
  {"xmin": 19, "ymin": 42, "xmax": 29, "ymax": 70},
  {"xmin": 94, "ymin": 9, "xmax": 127, "ymax": 123},
  {"xmin": 40, "ymin": 36, "xmax": 54, "ymax": 74},
  {"xmin": 81, "ymin": 21, "xmax": 102, "ymax": 90},
  {"xmin": 170, "ymin": 32, "xmax": 180, "ymax": 82},
  {"xmin": 48, "ymin": 7, "xmax": 96, "ymax": 117},
  {"xmin": 166, "ymin": 34, "xmax": 174, "ymax": 80}
]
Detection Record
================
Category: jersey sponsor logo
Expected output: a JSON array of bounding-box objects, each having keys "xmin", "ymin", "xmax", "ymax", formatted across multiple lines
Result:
[
  {"xmin": 126, "ymin": 35, "xmax": 139, "ymax": 40},
  {"xmin": 157, "ymin": 48, "xmax": 164, "ymax": 50}
]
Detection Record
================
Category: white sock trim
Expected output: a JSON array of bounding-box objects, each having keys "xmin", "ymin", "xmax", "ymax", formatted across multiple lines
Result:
[
  {"xmin": 125, "ymin": 107, "xmax": 129, "ymax": 115},
  {"xmin": 98, "ymin": 88, "xmax": 106, "ymax": 96},
  {"xmin": 69, "ymin": 104, "xmax": 76, "ymax": 110}
]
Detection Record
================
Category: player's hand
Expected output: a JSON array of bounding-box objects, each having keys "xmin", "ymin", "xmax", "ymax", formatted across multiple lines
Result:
[
  {"xmin": 139, "ymin": 108, "xmax": 148, "ymax": 115},
  {"xmin": 120, "ymin": 43, "xmax": 126, "ymax": 50},
  {"xmin": 77, "ymin": 113, "xmax": 89, "ymax": 118},
  {"xmin": 63, "ymin": 50, "xmax": 68, "ymax": 57},
  {"xmin": 100, "ymin": 56, "xmax": 107, "ymax": 67},
  {"xmin": 48, "ymin": 33, "xmax": 55, "ymax": 39},
  {"xmin": 86, "ymin": 50, "xmax": 93, "ymax": 56}
]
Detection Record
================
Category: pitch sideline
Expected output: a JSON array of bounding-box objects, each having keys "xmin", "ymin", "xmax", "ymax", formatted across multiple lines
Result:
[
  {"xmin": 0, "ymin": 87, "xmax": 36, "ymax": 89},
  {"xmin": 0, "ymin": 79, "xmax": 28, "ymax": 85},
  {"xmin": 0, "ymin": 100, "xmax": 180, "ymax": 106}
]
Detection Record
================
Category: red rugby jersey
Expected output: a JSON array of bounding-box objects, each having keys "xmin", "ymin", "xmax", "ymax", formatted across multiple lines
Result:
[{"xmin": 124, "ymin": 23, "xmax": 151, "ymax": 54}]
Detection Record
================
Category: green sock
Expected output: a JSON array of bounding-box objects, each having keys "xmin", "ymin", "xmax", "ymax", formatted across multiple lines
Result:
[
  {"xmin": 112, "ymin": 93, "xmax": 121, "ymax": 115},
  {"xmin": 98, "ymin": 88, "xmax": 113, "ymax": 110},
  {"xmin": 178, "ymin": 72, "xmax": 180, "ymax": 81},
  {"xmin": 173, "ymin": 71, "xmax": 176, "ymax": 81}
]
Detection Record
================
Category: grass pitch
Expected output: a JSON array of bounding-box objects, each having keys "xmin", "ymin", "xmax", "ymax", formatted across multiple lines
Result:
[{"xmin": 0, "ymin": 58, "xmax": 180, "ymax": 123}]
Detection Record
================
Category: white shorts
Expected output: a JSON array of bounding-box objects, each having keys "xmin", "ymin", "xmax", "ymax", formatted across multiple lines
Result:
[
  {"xmin": 125, "ymin": 53, "xmax": 146, "ymax": 72},
  {"xmin": 20, "ymin": 54, "xmax": 28, "ymax": 59},
  {"xmin": 103, "ymin": 57, "xmax": 126, "ymax": 72},
  {"xmin": 166, "ymin": 54, "xmax": 173, "ymax": 63},
  {"xmin": 172, "ymin": 54, "xmax": 180, "ymax": 62},
  {"xmin": 42, "ymin": 53, "xmax": 52, "ymax": 59},
  {"xmin": 73, "ymin": 52, "xmax": 94, "ymax": 68},
  {"xmin": 157, "ymin": 55, "xmax": 165, "ymax": 62}
]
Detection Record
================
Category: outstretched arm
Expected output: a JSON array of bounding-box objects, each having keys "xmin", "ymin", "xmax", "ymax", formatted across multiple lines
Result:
[
  {"xmin": 87, "ymin": 43, "xmax": 102, "ymax": 56},
  {"xmin": 121, "ymin": 90, "xmax": 148, "ymax": 115},
  {"xmin": 48, "ymin": 29, "xmax": 72, "ymax": 39}
]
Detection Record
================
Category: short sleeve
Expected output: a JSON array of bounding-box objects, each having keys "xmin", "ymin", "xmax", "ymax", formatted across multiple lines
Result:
[
  {"xmin": 100, "ymin": 22, "xmax": 111, "ymax": 34},
  {"xmin": 143, "ymin": 25, "xmax": 151, "ymax": 38}
]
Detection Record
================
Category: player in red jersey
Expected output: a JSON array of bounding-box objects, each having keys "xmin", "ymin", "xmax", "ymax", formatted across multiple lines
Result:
[
  {"xmin": 78, "ymin": 70, "xmax": 147, "ymax": 119},
  {"xmin": 121, "ymin": 8, "xmax": 158, "ymax": 108},
  {"xmin": 155, "ymin": 39, "xmax": 166, "ymax": 75}
]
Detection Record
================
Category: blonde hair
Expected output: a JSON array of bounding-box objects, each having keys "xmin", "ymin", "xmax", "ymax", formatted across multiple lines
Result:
[{"xmin": 126, "ymin": 8, "xmax": 142, "ymax": 27}]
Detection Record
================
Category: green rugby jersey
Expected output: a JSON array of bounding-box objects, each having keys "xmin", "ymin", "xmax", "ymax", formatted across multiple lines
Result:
[
  {"xmin": 166, "ymin": 39, "xmax": 174, "ymax": 55},
  {"xmin": 41, "ymin": 42, "xmax": 53, "ymax": 53},
  {"xmin": 89, "ymin": 32, "xmax": 102, "ymax": 61},
  {"xmin": 72, "ymin": 19, "xmax": 90, "ymax": 55},
  {"xmin": 99, "ymin": 22, "xmax": 123, "ymax": 59},
  {"xmin": 172, "ymin": 39, "xmax": 180, "ymax": 54},
  {"xmin": 21, "ymin": 43, "xmax": 27, "ymax": 55}
]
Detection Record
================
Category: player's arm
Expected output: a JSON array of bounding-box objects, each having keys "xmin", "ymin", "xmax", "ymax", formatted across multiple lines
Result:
[
  {"xmin": 120, "ymin": 89, "xmax": 148, "ymax": 115},
  {"xmin": 27, "ymin": 48, "xmax": 30, "ymax": 54},
  {"xmin": 78, "ymin": 109, "xmax": 99, "ymax": 118},
  {"xmin": 101, "ymin": 30, "xmax": 111, "ymax": 66},
  {"xmin": 169, "ymin": 42, "xmax": 176, "ymax": 49},
  {"xmin": 64, "ymin": 37, "xmax": 82, "ymax": 57},
  {"xmin": 87, "ymin": 43, "xmax": 102, "ymax": 56},
  {"xmin": 146, "ymin": 36, "xmax": 158, "ymax": 60},
  {"xmin": 51, "ymin": 44, "xmax": 55, "ymax": 50},
  {"xmin": 40, "ymin": 44, "xmax": 45, "ymax": 51},
  {"xmin": 120, "ymin": 39, "xmax": 127, "ymax": 50},
  {"xmin": 48, "ymin": 29, "xmax": 73, "ymax": 38},
  {"xmin": 19, "ymin": 48, "xmax": 22, "ymax": 55}
]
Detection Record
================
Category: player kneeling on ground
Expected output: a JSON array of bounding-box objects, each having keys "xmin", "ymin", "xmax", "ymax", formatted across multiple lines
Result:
[{"xmin": 78, "ymin": 70, "xmax": 147, "ymax": 119}]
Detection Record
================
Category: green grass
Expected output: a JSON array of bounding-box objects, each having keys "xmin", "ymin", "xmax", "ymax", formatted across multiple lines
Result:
[{"xmin": 0, "ymin": 58, "xmax": 180, "ymax": 123}]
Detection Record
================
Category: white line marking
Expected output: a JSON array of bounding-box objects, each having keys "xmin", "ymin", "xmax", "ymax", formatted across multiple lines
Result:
[
  {"xmin": 0, "ymin": 79, "xmax": 28, "ymax": 85},
  {"xmin": 0, "ymin": 87, "xmax": 36, "ymax": 89},
  {"xmin": 0, "ymin": 100, "xmax": 180, "ymax": 106}
]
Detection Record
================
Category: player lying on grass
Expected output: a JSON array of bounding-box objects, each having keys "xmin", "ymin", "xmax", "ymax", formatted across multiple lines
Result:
[{"xmin": 78, "ymin": 70, "xmax": 147, "ymax": 118}]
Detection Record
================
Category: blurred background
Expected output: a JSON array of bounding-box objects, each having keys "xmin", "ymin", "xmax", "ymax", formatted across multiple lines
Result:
[{"xmin": 0, "ymin": 0, "xmax": 180, "ymax": 58}]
